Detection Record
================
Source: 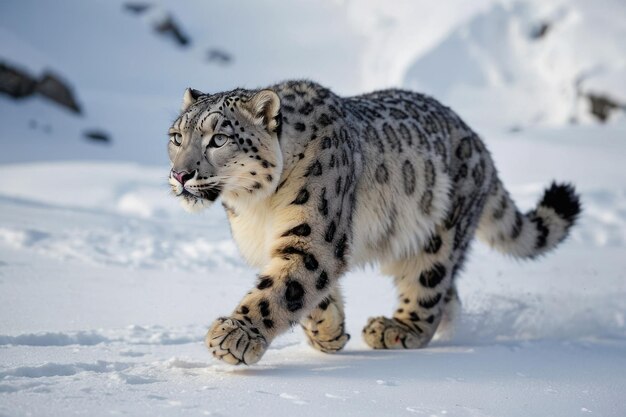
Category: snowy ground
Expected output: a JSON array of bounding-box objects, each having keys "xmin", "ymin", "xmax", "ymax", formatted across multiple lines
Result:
[
  {"xmin": 1, "ymin": 1, "xmax": 626, "ymax": 416},
  {"xmin": 1, "ymin": 126, "xmax": 625, "ymax": 416}
]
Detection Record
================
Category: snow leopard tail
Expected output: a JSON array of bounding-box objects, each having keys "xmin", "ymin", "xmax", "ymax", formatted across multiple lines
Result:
[{"xmin": 476, "ymin": 180, "xmax": 581, "ymax": 259}]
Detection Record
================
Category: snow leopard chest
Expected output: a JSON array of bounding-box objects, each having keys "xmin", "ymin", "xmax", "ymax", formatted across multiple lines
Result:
[{"xmin": 227, "ymin": 200, "xmax": 276, "ymax": 269}]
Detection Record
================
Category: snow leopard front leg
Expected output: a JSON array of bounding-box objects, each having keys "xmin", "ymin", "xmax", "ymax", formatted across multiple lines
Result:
[{"xmin": 207, "ymin": 159, "xmax": 356, "ymax": 364}]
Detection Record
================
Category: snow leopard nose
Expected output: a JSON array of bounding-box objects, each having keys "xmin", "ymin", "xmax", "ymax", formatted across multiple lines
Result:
[{"xmin": 171, "ymin": 170, "xmax": 196, "ymax": 186}]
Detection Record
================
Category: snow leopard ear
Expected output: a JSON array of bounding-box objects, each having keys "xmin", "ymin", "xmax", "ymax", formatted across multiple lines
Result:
[
  {"xmin": 245, "ymin": 89, "xmax": 281, "ymax": 134},
  {"xmin": 182, "ymin": 88, "xmax": 204, "ymax": 111}
]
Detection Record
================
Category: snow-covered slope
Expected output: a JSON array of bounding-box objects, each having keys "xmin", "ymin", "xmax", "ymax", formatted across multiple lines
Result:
[
  {"xmin": 2, "ymin": 0, "xmax": 625, "ymax": 164},
  {"xmin": 349, "ymin": 0, "xmax": 626, "ymax": 129},
  {"xmin": 0, "ymin": 0, "xmax": 364, "ymax": 164},
  {"xmin": 1, "ymin": 1, "xmax": 625, "ymax": 416}
]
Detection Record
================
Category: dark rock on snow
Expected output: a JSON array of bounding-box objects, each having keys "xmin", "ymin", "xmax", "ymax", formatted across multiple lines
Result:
[
  {"xmin": 83, "ymin": 129, "xmax": 112, "ymax": 144},
  {"xmin": 0, "ymin": 61, "xmax": 81, "ymax": 114},
  {"xmin": 0, "ymin": 62, "xmax": 37, "ymax": 98},
  {"xmin": 207, "ymin": 49, "xmax": 233, "ymax": 65},
  {"xmin": 530, "ymin": 21, "xmax": 551, "ymax": 40},
  {"xmin": 36, "ymin": 72, "xmax": 81, "ymax": 114},
  {"xmin": 154, "ymin": 14, "xmax": 190, "ymax": 47},
  {"xmin": 123, "ymin": 2, "xmax": 152, "ymax": 15},
  {"xmin": 587, "ymin": 93, "xmax": 625, "ymax": 123}
]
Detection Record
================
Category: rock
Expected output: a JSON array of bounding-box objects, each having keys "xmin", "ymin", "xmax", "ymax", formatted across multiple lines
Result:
[
  {"xmin": 126, "ymin": 6, "xmax": 191, "ymax": 49},
  {"xmin": 1, "ymin": 60, "xmax": 82, "ymax": 114},
  {"xmin": 83, "ymin": 129, "xmax": 111, "ymax": 144},
  {"xmin": 587, "ymin": 93, "xmax": 624, "ymax": 123},
  {"xmin": 124, "ymin": 2, "xmax": 152, "ymax": 15},
  {"xmin": 0, "ymin": 62, "xmax": 37, "ymax": 98},
  {"xmin": 154, "ymin": 14, "xmax": 190, "ymax": 47},
  {"xmin": 530, "ymin": 22, "xmax": 551, "ymax": 40},
  {"xmin": 207, "ymin": 48, "xmax": 233, "ymax": 65},
  {"xmin": 35, "ymin": 72, "xmax": 82, "ymax": 114}
]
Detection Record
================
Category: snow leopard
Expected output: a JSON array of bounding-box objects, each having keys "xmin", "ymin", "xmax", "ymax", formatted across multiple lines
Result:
[{"xmin": 167, "ymin": 80, "xmax": 581, "ymax": 365}]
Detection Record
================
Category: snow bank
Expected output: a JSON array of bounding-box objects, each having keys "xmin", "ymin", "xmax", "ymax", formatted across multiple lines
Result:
[{"xmin": 400, "ymin": 0, "xmax": 626, "ymax": 128}]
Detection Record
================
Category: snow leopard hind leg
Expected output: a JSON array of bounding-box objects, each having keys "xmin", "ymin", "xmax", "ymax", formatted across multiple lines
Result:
[
  {"xmin": 362, "ymin": 165, "xmax": 490, "ymax": 350},
  {"xmin": 362, "ymin": 224, "xmax": 467, "ymax": 349}
]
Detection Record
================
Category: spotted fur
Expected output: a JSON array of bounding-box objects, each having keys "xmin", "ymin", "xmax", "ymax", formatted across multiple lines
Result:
[{"xmin": 167, "ymin": 80, "xmax": 581, "ymax": 364}]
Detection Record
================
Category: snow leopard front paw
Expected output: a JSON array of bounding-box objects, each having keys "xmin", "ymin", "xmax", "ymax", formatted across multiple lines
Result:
[
  {"xmin": 205, "ymin": 317, "xmax": 268, "ymax": 365},
  {"xmin": 362, "ymin": 316, "xmax": 426, "ymax": 349}
]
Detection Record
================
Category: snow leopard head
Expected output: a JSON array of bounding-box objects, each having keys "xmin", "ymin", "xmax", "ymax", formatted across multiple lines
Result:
[{"xmin": 167, "ymin": 87, "xmax": 283, "ymax": 212}]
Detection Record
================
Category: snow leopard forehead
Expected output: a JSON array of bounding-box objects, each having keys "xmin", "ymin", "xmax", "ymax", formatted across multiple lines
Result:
[{"xmin": 173, "ymin": 88, "xmax": 253, "ymax": 130}]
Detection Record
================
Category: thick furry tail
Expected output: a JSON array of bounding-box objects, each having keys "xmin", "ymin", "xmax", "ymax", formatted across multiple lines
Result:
[{"xmin": 476, "ymin": 180, "xmax": 581, "ymax": 259}]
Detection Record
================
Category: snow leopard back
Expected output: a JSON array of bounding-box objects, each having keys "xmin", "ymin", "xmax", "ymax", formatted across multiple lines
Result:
[
  {"xmin": 268, "ymin": 80, "xmax": 577, "ymax": 267},
  {"xmin": 344, "ymin": 89, "xmax": 483, "ymax": 265}
]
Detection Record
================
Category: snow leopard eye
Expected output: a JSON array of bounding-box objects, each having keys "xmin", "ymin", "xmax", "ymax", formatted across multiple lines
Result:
[
  {"xmin": 170, "ymin": 132, "xmax": 183, "ymax": 146},
  {"xmin": 209, "ymin": 134, "xmax": 229, "ymax": 148}
]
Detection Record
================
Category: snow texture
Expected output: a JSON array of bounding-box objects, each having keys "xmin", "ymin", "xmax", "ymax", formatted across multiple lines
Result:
[{"xmin": 1, "ymin": 1, "xmax": 625, "ymax": 416}]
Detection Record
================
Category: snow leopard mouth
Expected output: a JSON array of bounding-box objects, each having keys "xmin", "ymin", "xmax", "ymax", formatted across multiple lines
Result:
[{"xmin": 181, "ymin": 186, "xmax": 222, "ymax": 202}]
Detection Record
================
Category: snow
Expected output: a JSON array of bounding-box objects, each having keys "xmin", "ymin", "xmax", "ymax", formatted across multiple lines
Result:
[
  {"xmin": 1, "ymin": 1, "xmax": 626, "ymax": 416},
  {"xmin": 400, "ymin": 0, "xmax": 626, "ymax": 128}
]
